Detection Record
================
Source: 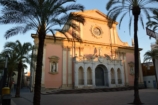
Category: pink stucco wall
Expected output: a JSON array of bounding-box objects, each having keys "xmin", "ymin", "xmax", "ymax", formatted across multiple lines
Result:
[
  {"xmin": 44, "ymin": 43, "xmax": 63, "ymax": 88},
  {"xmin": 126, "ymin": 53, "xmax": 134, "ymax": 86}
]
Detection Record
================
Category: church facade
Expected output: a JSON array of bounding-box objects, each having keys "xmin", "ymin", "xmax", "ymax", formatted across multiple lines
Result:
[{"xmin": 31, "ymin": 10, "xmax": 144, "ymax": 89}]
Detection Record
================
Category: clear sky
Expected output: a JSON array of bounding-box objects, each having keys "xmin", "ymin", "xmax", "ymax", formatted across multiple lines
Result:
[{"xmin": 0, "ymin": 0, "xmax": 156, "ymax": 67}]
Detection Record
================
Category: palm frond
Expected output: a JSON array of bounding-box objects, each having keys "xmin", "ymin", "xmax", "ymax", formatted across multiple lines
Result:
[{"xmin": 4, "ymin": 26, "xmax": 25, "ymax": 39}]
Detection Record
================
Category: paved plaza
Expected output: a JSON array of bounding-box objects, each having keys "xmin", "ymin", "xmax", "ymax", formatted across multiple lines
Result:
[{"xmin": 10, "ymin": 89, "xmax": 158, "ymax": 105}]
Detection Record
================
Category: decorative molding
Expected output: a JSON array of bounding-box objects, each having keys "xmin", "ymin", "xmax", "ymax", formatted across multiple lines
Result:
[
  {"xmin": 49, "ymin": 56, "xmax": 59, "ymax": 63},
  {"xmin": 49, "ymin": 72, "xmax": 58, "ymax": 75},
  {"xmin": 49, "ymin": 56, "xmax": 59, "ymax": 74},
  {"xmin": 67, "ymin": 47, "xmax": 71, "ymax": 51},
  {"xmin": 128, "ymin": 61, "xmax": 134, "ymax": 75},
  {"xmin": 91, "ymin": 25, "xmax": 103, "ymax": 39}
]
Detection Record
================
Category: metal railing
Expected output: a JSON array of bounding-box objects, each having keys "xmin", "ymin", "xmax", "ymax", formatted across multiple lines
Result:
[
  {"xmin": 87, "ymin": 79, "xmax": 92, "ymax": 85},
  {"xmin": 79, "ymin": 79, "xmax": 84, "ymax": 85},
  {"xmin": 111, "ymin": 79, "xmax": 115, "ymax": 84},
  {"xmin": 118, "ymin": 79, "xmax": 122, "ymax": 84}
]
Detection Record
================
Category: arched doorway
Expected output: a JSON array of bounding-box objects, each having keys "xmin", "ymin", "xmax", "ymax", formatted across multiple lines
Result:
[
  {"xmin": 95, "ymin": 65, "xmax": 108, "ymax": 86},
  {"xmin": 95, "ymin": 67, "xmax": 104, "ymax": 86}
]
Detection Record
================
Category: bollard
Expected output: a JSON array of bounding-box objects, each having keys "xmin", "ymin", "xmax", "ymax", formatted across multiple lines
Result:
[
  {"xmin": 2, "ymin": 87, "xmax": 10, "ymax": 95},
  {"xmin": 2, "ymin": 87, "xmax": 11, "ymax": 105}
]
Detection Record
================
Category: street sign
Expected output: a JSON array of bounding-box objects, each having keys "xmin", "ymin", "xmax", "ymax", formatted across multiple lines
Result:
[{"xmin": 146, "ymin": 27, "xmax": 157, "ymax": 39}]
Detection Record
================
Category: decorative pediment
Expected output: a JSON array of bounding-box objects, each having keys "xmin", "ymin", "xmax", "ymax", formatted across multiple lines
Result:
[
  {"xmin": 128, "ymin": 61, "xmax": 134, "ymax": 66},
  {"xmin": 74, "ymin": 9, "xmax": 114, "ymax": 22},
  {"xmin": 49, "ymin": 56, "xmax": 59, "ymax": 63}
]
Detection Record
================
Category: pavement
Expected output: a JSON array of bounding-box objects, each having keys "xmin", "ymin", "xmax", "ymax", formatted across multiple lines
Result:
[{"xmin": 8, "ymin": 88, "xmax": 158, "ymax": 105}]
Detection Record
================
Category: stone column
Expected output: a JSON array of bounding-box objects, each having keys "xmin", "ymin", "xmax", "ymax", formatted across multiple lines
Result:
[
  {"xmin": 121, "ymin": 66, "xmax": 125, "ymax": 86},
  {"xmin": 107, "ymin": 69, "xmax": 111, "ymax": 87},
  {"xmin": 92, "ymin": 63, "xmax": 96, "ymax": 87},
  {"xmin": 114, "ymin": 25, "xmax": 118, "ymax": 44},
  {"xmin": 80, "ymin": 47, "xmax": 84, "ymax": 56},
  {"xmin": 80, "ymin": 22, "xmax": 83, "ymax": 39},
  {"xmin": 62, "ymin": 47, "xmax": 67, "ymax": 88},
  {"xmin": 115, "ymin": 69, "xmax": 118, "ymax": 86},
  {"xmin": 75, "ymin": 47, "xmax": 79, "ymax": 57},
  {"xmin": 110, "ymin": 28, "xmax": 114, "ymax": 44},
  {"xmin": 74, "ymin": 64, "xmax": 78, "ymax": 88},
  {"xmin": 84, "ymin": 64, "xmax": 87, "ymax": 87},
  {"xmin": 67, "ymin": 48, "xmax": 72, "ymax": 88}
]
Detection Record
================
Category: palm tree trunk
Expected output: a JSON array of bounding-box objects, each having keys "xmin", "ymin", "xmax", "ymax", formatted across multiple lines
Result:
[
  {"xmin": 133, "ymin": 10, "xmax": 142, "ymax": 104},
  {"xmin": 15, "ymin": 61, "xmax": 22, "ymax": 97},
  {"xmin": 30, "ymin": 47, "xmax": 34, "ymax": 92},
  {"xmin": 33, "ymin": 30, "xmax": 45, "ymax": 105},
  {"xmin": 152, "ymin": 59, "xmax": 158, "ymax": 89},
  {"xmin": 8, "ymin": 71, "xmax": 13, "ymax": 88},
  {"xmin": 21, "ymin": 69, "xmax": 25, "ymax": 88},
  {"xmin": 7, "ymin": 71, "xmax": 11, "ymax": 87}
]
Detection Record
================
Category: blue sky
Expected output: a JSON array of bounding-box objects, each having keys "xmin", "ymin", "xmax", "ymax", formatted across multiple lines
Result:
[{"xmin": 0, "ymin": 0, "xmax": 157, "ymax": 65}]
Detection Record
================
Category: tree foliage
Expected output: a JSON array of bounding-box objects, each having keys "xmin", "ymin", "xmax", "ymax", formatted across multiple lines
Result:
[{"xmin": 0, "ymin": 0, "xmax": 85, "ymax": 104}]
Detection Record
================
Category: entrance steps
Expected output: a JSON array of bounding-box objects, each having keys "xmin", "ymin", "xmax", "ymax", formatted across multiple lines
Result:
[{"xmin": 41, "ymin": 86, "xmax": 145, "ymax": 95}]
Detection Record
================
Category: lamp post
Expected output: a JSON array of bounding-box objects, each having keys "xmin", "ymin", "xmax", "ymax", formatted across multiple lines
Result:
[{"xmin": 2, "ymin": 54, "xmax": 9, "ymax": 87}]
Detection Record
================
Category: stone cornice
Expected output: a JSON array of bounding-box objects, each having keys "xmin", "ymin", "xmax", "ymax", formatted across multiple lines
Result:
[
  {"xmin": 31, "ymin": 34, "xmax": 65, "ymax": 40},
  {"xmin": 74, "ymin": 56, "xmax": 123, "ymax": 65},
  {"xmin": 32, "ymin": 34, "xmax": 141, "ymax": 51}
]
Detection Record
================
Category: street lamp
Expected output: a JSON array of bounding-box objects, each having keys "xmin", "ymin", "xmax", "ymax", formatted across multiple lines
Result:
[{"xmin": 2, "ymin": 54, "xmax": 9, "ymax": 87}]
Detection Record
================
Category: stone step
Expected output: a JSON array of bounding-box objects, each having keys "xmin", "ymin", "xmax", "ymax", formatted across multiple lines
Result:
[{"xmin": 41, "ymin": 86, "xmax": 145, "ymax": 95}]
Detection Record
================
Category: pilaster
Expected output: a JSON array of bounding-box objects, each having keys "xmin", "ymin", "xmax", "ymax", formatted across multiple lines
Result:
[
  {"xmin": 62, "ymin": 46, "xmax": 67, "ymax": 87},
  {"xmin": 74, "ymin": 64, "xmax": 78, "ymax": 88},
  {"xmin": 67, "ymin": 48, "xmax": 72, "ymax": 87},
  {"xmin": 92, "ymin": 63, "xmax": 96, "ymax": 87},
  {"xmin": 84, "ymin": 64, "xmax": 87, "ymax": 86},
  {"xmin": 114, "ymin": 69, "xmax": 118, "ymax": 86}
]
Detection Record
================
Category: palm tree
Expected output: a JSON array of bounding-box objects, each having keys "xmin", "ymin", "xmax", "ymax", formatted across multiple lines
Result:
[
  {"xmin": 0, "ymin": 40, "xmax": 32, "ymax": 97},
  {"xmin": 0, "ymin": 49, "xmax": 18, "ymax": 88},
  {"xmin": 106, "ymin": 0, "xmax": 158, "ymax": 104},
  {"xmin": 6, "ymin": 40, "xmax": 32, "ymax": 97},
  {"xmin": 147, "ymin": 10, "xmax": 158, "ymax": 32},
  {"xmin": 144, "ymin": 49, "xmax": 158, "ymax": 89},
  {"xmin": 0, "ymin": 0, "xmax": 85, "ymax": 104}
]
